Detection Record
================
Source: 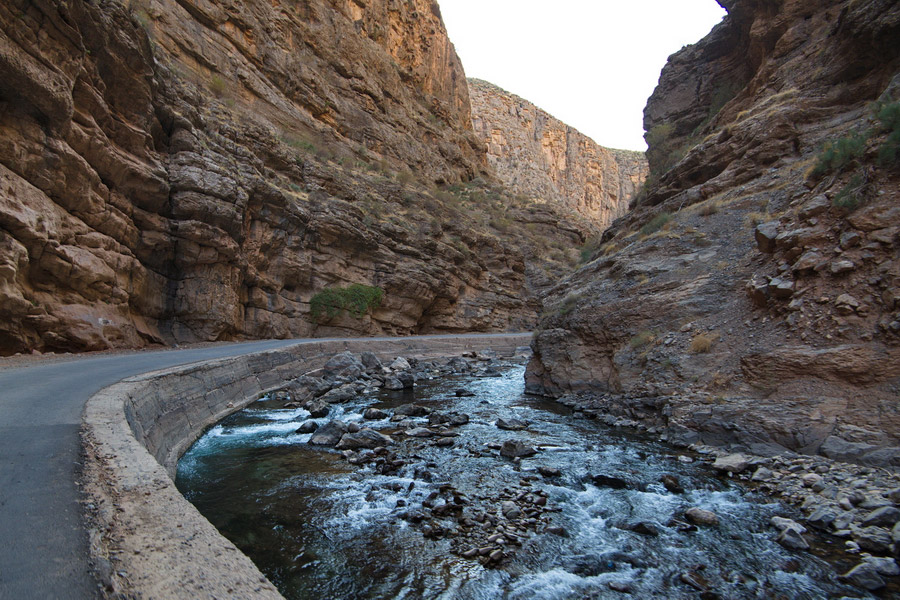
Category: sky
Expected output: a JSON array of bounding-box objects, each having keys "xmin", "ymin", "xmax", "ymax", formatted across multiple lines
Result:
[{"xmin": 439, "ymin": 1, "xmax": 727, "ymax": 151}]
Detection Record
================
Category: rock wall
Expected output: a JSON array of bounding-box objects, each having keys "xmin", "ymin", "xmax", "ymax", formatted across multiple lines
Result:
[
  {"xmin": 527, "ymin": 0, "xmax": 900, "ymax": 465},
  {"xmin": 469, "ymin": 79, "xmax": 647, "ymax": 230},
  {"xmin": 0, "ymin": 0, "xmax": 592, "ymax": 355}
]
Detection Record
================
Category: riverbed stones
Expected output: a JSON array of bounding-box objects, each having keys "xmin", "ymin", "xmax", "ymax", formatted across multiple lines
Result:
[
  {"xmin": 855, "ymin": 527, "xmax": 894, "ymax": 554},
  {"xmin": 685, "ymin": 507, "xmax": 719, "ymax": 526},
  {"xmin": 363, "ymin": 407, "xmax": 389, "ymax": 420},
  {"xmin": 306, "ymin": 400, "xmax": 330, "ymax": 418},
  {"xmin": 661, "ymin": 474, "xmax": 685, "ymax": 494},
  {"xmin": 319, "ymin": 383, "xmax": 359, "ymax": 403},
  {"xmin": 496, "ymin": 418, "xmax": 527, "ymax": 431},
  {"xmin": 777, "ymin": 526, "xmax": 810, "ymax": 550},
  {"xmin": 405, "ymin": 427, "xmax": 434, "ymax": 438},
  {"xmin": 770, "ymin": 516, "xmax": 806, "ymax": 534},
  {"xmin": 309, "ymin": 420, "xmax": 348, "ymax": 446},
  {"xmin": 861, "ymin": 506, "xmax": 900, "ymax": 528},
  {"xmin": 500, "ymin": 440, "xmax": 537, "ymax": 458},
  {"xmin": 360, "ymin": 352, "xmax": 382, "ymax": 370},
  {"xmin": 394, "ymin": 403, "xmax": 430, "ymax": 417},
  {"xmin": 538, "ymin": 466, "xmax": 561, "ymax": 478},
  {"xmin": 389, "ymin": 357, "xmax": 411, "ymax": 371},
  {"xmin": 841, "ymin": 561, "xmax": 886, "ymax": 590},
  {"xmin": 500, "ymin": 501, "xmax": 521, "ymax": 519},
  {"xmin": 295, "ymin": 421, "xmax": 318, "ymax": 434},
  {"xmin": 336, "ymin": 428, "xmax": 394, "ymax": 450},
  {"xmin": 712, "ymin": 453, "xmax": 752, "ymax": 474}
]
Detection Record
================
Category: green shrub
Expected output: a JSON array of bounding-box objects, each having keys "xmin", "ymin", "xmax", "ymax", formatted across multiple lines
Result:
[
  {"xmin": 832, "ymin": 174, "xmax": 865, "ymax": 211},
  {"xmin": 876, "ymin": 101, "xmax": 900, "ymax": 166},
  {"xmin": 310, "ymin": 284, "xmax": 384, "ymax": 321},
  {"xmin": 209, "ymin": 75, "xmax": 225, "ymax": 97},
  {"xmin": 629, "ymin": 330, "xmax": 655, "ymax": 349},
  {"xmin": 640, "ymin": 212, "xmax": 673, "ymax": 236},
  {"xmin": 811, "ymin": 133, "xmax": 866, "ymax": 177}
]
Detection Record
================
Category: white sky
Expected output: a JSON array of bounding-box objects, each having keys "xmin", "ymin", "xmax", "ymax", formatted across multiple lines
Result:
[{"xmin": 439, "ymin": 1, "xmax": 727, "ymax": 151}]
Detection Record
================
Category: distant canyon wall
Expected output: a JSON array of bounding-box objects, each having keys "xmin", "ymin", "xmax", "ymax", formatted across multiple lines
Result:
[{"xmin": 469, "ymin": 79, "xmax": 647, "ymax": 231}]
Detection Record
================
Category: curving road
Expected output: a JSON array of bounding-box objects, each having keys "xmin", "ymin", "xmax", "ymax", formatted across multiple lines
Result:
[{"xmin": 0, "ymin": 334, "xmax": 528, "ymax": 599}]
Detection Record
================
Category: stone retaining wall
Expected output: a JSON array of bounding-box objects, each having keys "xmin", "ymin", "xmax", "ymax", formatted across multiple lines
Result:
[{"xmin": 81, "ymin": 335, "xmax": 529, "ymax": 599}]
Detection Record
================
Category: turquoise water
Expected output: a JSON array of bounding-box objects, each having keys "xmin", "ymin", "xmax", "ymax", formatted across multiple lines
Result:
[{"xmin": 176, "ymin": 364, "xmax": 870, "ymax": 599}]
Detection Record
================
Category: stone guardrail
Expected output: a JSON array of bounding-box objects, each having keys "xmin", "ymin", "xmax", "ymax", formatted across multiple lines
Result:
[{"xmin": 81, "ymin": 334, "xmax": 530, "ymax": 598}]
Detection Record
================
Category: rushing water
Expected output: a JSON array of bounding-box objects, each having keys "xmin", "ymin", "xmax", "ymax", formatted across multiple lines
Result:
[{"xmin": 176, "ymin": 362, "xmax": 872, "ymax": 599}]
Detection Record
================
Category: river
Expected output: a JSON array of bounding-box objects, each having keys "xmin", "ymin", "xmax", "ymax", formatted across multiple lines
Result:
[{"xmin": 176, "ymin": 359, "xmax": 870, "ymax": 599}]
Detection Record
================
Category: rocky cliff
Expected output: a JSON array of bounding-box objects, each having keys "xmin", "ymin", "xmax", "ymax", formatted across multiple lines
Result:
[
  {"xmin": 527, "ymin": 0, "xmax": 900, "ymax": 465},
  {"xmin": 0, "ymin": 0, "xmax": 595, "ymax": 355},
  {"xmin": 469, "ymin": 79, "xmax": 647, "ymax": 231}
]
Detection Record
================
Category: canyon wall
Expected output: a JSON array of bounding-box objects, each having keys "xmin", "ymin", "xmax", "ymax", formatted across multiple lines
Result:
[
  {"xmin": 0, "ymin": 0, "xmax": 596, "ymax": 355},
  {"xmin": 469, "ymin": 79, "xmax": 647, "ymax": 231},
  {"xmin": 527, "ymin": 0, "xmax": 900, "ymax": 464}
]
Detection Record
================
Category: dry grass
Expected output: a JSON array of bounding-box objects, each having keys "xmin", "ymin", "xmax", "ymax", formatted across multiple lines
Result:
[{"xmin": 689, "ymin": 331, "xmax": 719, "ymax": 354}]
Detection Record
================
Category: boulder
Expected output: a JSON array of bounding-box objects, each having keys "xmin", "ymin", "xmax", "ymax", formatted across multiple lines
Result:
[
  {"xmin": 384, "ymin": 377, "xmax": 405, "ymax": 390},
  {"xmin": 799, "ymin": 195, "xmax": 830, "ymax": 220},
  {"xmin": 854, "ymin": 526, "xmax": 894, "ymax": 554},
  {"xmin": 360, "ymin": 351, "xmax": 383, "ymax": 370},
  {"xmin": 861, "ymin": 506, "xmax": 900, "ymax": 528},
  {"xmin": 496, "ymin": 418, "xmax": 527, "ymax": 431},
  {"xmin": 755, "ymin": 221, "xmax": 779, "ymax": 253},
  {"xmin": 309, "ymin": 420, "xmax": 348, "ymax": 446},
  {"xmin": 685, "ymin": 507, "xmax": 719, "ymax": 526},
  {"xmin": 323, "ymin": 352, "xmax": 365, "ymax": 379},
  {"xmin": 389, "ymin": 357, "xmax": 411, "ymax": 371},
  {"xmin": 711, "ymin": 453, "xmax": 751, "ymax": 474},
  {"xmin": 319, "ymin": 383, "xmax": 358, "ymax": 404},
  {"xmin": 295, "ymin": 421, "xmax": 319, "ymax": 434},
  {"xmin": 841, "ymin": 562, "xmax": 886, "ymax": 591},
  {"xmin": 770, "ymin": 516, "xmax": 806, "ymax": 534},
  {"xmin": 776, "ymin": 527, "xmax": 810, "ymax": 550},
  {"xmin": 405, "ymin": 427, "xmax": 434, "ymax": 437},
  {"xmin": 500, "ymin": 440, "xmax": 537, "ymax": 458},
  {"xmin": 591, "ymin": 474, "xmax": 631, "ymax": 489},
  {"xmin": 335, "ymin": 428, "xmax": 394, "ymax": 450},
  {"xmin": 394, "ymin": 403, "xmax": 430, "ymax": 417},
  {"xmin": 500, "ymin": 501, "xmax": 521, "ymax": 519},
  {"xmin": 363, "ymin": 407, "xmax": 389, "ymax": 420},
  {"xmin": 306, "ymin": 400, "xmax": 330, "ymax": 419},
  {"xmin": 448, "ymin": 413, "xmax": 470, "ymax": 426}
]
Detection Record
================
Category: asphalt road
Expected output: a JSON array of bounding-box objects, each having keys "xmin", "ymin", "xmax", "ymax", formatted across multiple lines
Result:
[
  {"xmin": 0, "ymin": 334, "xmax": 526, "ymax": 599},
  {"xmin": 0, "ymin": 339, "xmax": 306, "ymax": 599}
]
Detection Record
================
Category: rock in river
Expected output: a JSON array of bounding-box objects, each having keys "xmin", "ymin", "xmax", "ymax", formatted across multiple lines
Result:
[
  {"xmin": 336, "ymin": 428, "xmax": 394, "ymax": 450},
  {"xmin": 500, "ymin": 440, "xmax": 537, "ymax": 458},
  {"xmin": 309, "ymin": 420, "xmax": 348, "ymax": 446}
]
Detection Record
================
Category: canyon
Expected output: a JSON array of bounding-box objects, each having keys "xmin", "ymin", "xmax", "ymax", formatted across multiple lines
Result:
[
  {"xmin": 527, "ymin": 0, "xmax": 900, "ymax": 465},
  {"xmin": 0, "ymin": 0, "xmax": 643, "ymax": 356}
]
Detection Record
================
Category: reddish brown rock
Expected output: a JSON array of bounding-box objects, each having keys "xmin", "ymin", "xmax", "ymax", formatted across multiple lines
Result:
[{"xmin": 526, "ymin": 0, "xmax": 900, "ymax": 464}]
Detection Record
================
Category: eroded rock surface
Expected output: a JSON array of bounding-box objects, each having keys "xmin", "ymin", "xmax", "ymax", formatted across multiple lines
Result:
[
  {"xmin": 0, "ymin": 0, "xmax": 599, "ymax": 354},
  {"xmin": 527, "ymin": 0, "xmax": 900, "ymax": 465}
]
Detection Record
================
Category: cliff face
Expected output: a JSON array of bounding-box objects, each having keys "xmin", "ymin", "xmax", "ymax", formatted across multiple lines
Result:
[
  {"xmin": 0, "ymin": 0, "xmax": 590, "ymax": 354},
  {"xmin": 469, "ymin": 79, "xmax": 647, "ymax": 230},
  {"xmin": 527, "ymin": 0, "xmax": 900, "ymax": 465}
]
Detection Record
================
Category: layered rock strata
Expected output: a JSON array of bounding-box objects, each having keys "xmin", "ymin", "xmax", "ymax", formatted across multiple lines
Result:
[
  {"xmin": 527, "ymin": 0, "xmax": 900, "ymax": 465},
  {"xmin": 0, "ymin": 0, "xmax": 592, "ymax": 354},
  {"xmin": 469, "ymin": 79, "xmax": 647, "ymax": 231}
]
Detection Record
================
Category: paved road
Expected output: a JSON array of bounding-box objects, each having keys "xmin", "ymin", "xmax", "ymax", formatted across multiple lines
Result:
[{"xmin": 0, "ymin": 334, "xmax": 526, "ymax": 599}]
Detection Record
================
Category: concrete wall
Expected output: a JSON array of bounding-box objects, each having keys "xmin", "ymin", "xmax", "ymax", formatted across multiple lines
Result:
[{"xmin": 81, "ymin": 334, "xmax": 530, "ymax": 598}]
